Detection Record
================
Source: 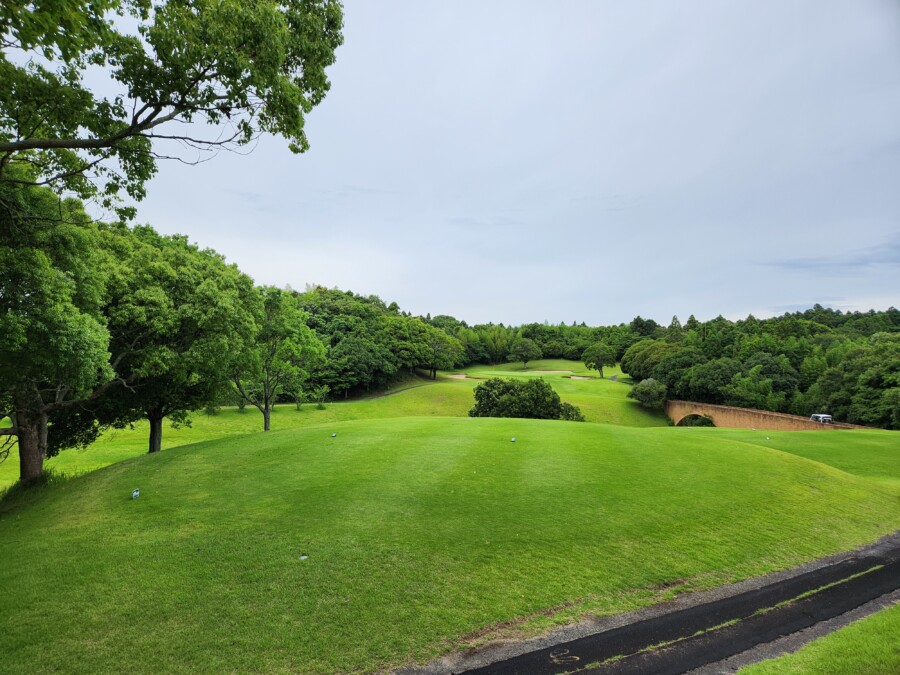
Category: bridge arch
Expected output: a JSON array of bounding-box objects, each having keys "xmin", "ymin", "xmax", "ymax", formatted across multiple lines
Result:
[
  {"xmin": 664, "ymin": 400, "xmax": 861, "ymax": 431},
  {"xmin": 676, "ymin": 413, "xmax": 715, "ymax": 427}
]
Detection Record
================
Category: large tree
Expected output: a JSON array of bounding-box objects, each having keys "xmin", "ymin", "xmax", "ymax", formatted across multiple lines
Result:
[
  {"xmin": 0, "ymin": 0, "xmax": 343, "ymax": 215},
  {"xmin": 93, "ymin": 226, "xmax": 259, "ymax": 452},
  {"xmin": 0, "ymin": 176, "xmax": 180, "ymax": 481},
  {"xmin": 0, "ymin": 179, "xmax": 111, "ymax": 482}
]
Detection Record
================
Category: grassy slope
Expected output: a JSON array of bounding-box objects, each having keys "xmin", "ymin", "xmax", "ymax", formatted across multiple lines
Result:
[
  {"xmin": 0, "ymin": 360, "xmax": 665, "ymax": 490},
  {"xmin": 1, "ymin": 417, "xmax": 897, "ymax": 673},
  {"xmin": 738, "ymin": 603, "xmax": 900, "ymax": 675}
]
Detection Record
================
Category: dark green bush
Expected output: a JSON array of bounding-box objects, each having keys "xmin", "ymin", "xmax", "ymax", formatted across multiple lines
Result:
[{"xmin": 469, "ymin": 377, "xmax": 583, "ymax": 422}]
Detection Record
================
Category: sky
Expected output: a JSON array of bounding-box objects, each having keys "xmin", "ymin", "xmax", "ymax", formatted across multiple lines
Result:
[{"xmin": 133, "ymin": 0, "xmax": 900, "ymax": 327}]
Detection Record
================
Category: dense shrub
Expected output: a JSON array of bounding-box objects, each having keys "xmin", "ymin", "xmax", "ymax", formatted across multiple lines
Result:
[
  {"xmin": 468, "ymin": 378, "xmax": 583, "ymax": 422},
  {"xmin": 628, "ymin": 378, "xmax": 667, "ymax": 409}
]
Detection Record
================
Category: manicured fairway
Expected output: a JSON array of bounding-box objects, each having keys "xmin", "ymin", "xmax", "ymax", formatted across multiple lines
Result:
[
  {"xmin": 1, "ymin": 417, "xmax": 897, "ymax": 673},
  {"xmin": 0, "ymin": 360, "xmax": 665, "ymax": 491}
]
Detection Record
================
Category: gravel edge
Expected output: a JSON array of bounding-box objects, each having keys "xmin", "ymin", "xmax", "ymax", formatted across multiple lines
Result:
[{"xmin": 399, "ymin": 530, "xmax": 900, "ymax": 675}]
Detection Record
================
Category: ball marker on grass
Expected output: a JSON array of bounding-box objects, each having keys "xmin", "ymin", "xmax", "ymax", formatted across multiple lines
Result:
[{"xmin": 131, "ymin": 489, "xmax": 139, "ymax": 499}]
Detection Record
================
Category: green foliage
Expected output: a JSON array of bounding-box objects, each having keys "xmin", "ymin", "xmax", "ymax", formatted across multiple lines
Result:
[
  {"xmin": 628, "ymin": 378, "xmax": 667, "ymax": 409},
  {"xmin": 299, "ymin": 287, "xmax": 462, "ymax": 393},
  {"xmin": 0, "ymin": 0, "xmax": 343, "ymax": 215},
  {"xmin": 620, "ymin": 340, "xmax": 679, "ymax": 381},
  {"xmin": 507, "ymin": 336, "xmax": 542, "ymax": 368},
  {"xmin": 469, "ymin": 377, "xmax": 582, "ymax": 421},
  {"xmin": 89, "ymin": 226, "xmax": 258, "ymax": 450},
  {"xmin": 0, "ymin": 174, "xmax": 112, "ymax": 407},
  {"xmin": 582, "ymin": 342, "xmax": 617, "ymax": 377},
  {"xmin": 231, "ymin": 287, "xmax": 325, "ymax": 430},
  {"xmin": 559, "ymin": 401, "xmax": 585, "ymax": 422}
]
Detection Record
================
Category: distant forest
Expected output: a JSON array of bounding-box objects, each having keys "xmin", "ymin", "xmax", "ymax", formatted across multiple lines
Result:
[{"xmin": 296, "ymin": 287, "xmax": 899, "ymax": 429}]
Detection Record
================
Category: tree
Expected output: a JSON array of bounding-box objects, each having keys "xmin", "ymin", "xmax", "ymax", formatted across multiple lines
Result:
[
  {"xmin": 620, "ymin": 340, "xmax": 678, "ymax": 381},
  {"xmin": 0, "ymin": 180, "xmax": 115, "ymax": 482},
  {"xmin": 652, "ymin": 347, "xmax": 706, "ymax": 400},
  {"xmin": 629, "ymin": 315, "xmax": 661, "ymax": 338},
  {"xmin": 507, "ymin": 337, "xmax": 541, "ymax": 368},
  {"xmin": 581, "ymin": 343, "xmax": 617, "ymax": 378},
  {"xmin": 421, "ymin": 325, "xmax": 463, "ymax": 380},
  {"xmin": 0, "ymin": 0, "xmax": 343, "ymax": 215},
  {"xmin": 0, "ymin": 177, "xmax": 215, "ymax": 481},
  {"xmin": 468, "ymin": 377, "xmax": 582, "ymax": 421},
  {"xmin": 92, "ymin": 227, "xmax": 258, "ymax": 452},
  {"xmin": 627, "ymin": 378, "xmax": 667, "ymax": 410},
  {"xmin": 231, "ymin": 287, "xmax": 325, "ymax": 431},
  {"xmin": 688, "ymin": 357, "xmax": 742, "ymax": 404}
]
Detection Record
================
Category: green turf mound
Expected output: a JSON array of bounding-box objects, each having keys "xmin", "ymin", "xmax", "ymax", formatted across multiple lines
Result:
[{"xmin": 1, "ymin": 417, "xmax": 897, "ymax": 673}]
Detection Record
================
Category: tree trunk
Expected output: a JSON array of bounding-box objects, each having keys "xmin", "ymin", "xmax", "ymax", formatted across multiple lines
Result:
[
  {"xmin": 15, "ymin": 408, "xmax": 47, "ymax": 484},
  {"xmin": 147, "ymin": 409, "xmax": 164, "ymax": 453},
  {"xmin": 263, "ymin": 407, "xmax": 271, "ymax": 431}
]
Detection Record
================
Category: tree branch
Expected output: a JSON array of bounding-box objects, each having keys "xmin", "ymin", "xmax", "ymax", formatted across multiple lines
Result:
[
  {"xmin": 45, "ymin": 377, "xmax": 135, "ymax": 413},
  {"xmin": 0, "ymin": 108, "xmax": 182, "ymax": 152}
]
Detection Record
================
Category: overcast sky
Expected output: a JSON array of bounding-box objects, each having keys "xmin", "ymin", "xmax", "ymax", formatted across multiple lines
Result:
[{"xmin": 134, "ymin": 0, "xmax": 900, "ymax": 326}]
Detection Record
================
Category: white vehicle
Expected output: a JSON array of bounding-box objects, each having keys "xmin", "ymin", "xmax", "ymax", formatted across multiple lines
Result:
[{"xmin": 810, "ymin": 413, "xmax": 833, "ymax": 424}]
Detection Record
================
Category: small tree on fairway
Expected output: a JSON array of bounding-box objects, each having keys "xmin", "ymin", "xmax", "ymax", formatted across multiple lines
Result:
[
  {"xmin": 507, "ymin": 337, "xmax": 542, "ymax": 368},
  {"xmin": 231, "ymin": 287, "xmax": 326, "ymax": 431},
  {"xmin": 628, "ymin": 378, "xmax": 667, "ymax": 410},
  {"xmin": 582, "ymin": 343, "xmax": 617, "ymax": 378}
]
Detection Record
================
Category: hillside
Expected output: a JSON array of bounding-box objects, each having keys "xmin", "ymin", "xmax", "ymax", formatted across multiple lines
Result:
[
  {"xmin": 1, "ymin": 417, "xmax": 897, "ymax": 673},
  {"xmin": 0, "ymin": 360, "xmax": 666, "ymax": 491}
]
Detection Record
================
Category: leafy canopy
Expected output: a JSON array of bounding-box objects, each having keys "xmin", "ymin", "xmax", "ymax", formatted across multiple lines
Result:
[
  {"xmin": 0, "ymin": 0, "xmax": 343, "ymax": 216},
  {"xmin": 468, "ymin": 377, "xmax": 583, "ymax": 422},
  {"xmin": 582, "ymin": 342, "xmax": 616, "ymax": 377},
  {"xmin": 507, "ymin": 337, "xmax": 542, "ymax": 368}
]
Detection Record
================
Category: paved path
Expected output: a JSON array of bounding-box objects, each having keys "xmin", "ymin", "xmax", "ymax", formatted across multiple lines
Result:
[{"xmin": 404, "ymin": 532, "xmax": 900, "ymax": 675}]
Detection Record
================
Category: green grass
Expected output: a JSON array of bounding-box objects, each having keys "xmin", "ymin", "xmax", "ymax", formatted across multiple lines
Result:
[
  {"xmin": 0, "ymin": 360, "xmax": 665, "ymax": 491},
  {"xmin": 1, "ymin": 417, "xmax": 897, "ymax": 673},
  {"xmin": 714, "ymin": 428, "xmax": 900, "ymax": 488},
  {"xmin": 738, "ymin": 603, "xmax": 900, "ymax": 674}
]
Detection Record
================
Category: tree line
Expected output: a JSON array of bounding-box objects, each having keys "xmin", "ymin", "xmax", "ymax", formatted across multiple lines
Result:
[
  {"xmin": 2, "ymin": 180, "xmax": 898, "ymax": 486},
  {"xmin": 617, "ymin": 312, "xmax": 900, "ymax": 428}
]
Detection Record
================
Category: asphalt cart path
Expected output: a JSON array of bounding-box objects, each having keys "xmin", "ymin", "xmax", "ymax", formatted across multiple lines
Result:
[{"xmin": 403, "ymin": 532, "xmax": 900, "ymax": 675}]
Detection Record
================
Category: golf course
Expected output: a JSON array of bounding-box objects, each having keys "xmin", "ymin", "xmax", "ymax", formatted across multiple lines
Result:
[{"xmin": 1, "ymin": 361, "xmax": 897, "ymax": 673}]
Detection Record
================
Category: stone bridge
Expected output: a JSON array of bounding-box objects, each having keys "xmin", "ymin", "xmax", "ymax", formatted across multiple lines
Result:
[{"xmin": 665, "ymin": 400, "xmax": 863, "ymax": 431}]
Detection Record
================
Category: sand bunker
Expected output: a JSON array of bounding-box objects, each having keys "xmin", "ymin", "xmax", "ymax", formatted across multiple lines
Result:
[
  {"xmin": 529, "ymin": 370, "xmax": 572, "ymax": 373},
  {"xmin": 569, "ymin": 376, "xmax": 593, "ymax": 380},
  {"xmin": 446, "ymin": 374, "xmax": 469, "ymax": 379}
]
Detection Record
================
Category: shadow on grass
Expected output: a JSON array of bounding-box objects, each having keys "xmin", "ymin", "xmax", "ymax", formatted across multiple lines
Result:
[{"xmin": 0, "ymin": 468, "xmax": 79, "ymax": 515}]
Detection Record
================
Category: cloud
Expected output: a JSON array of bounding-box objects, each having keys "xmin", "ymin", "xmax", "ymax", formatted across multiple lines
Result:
[{"xmin": 768, "ymin": 235, "xmax": 900, "ymax": 274}]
